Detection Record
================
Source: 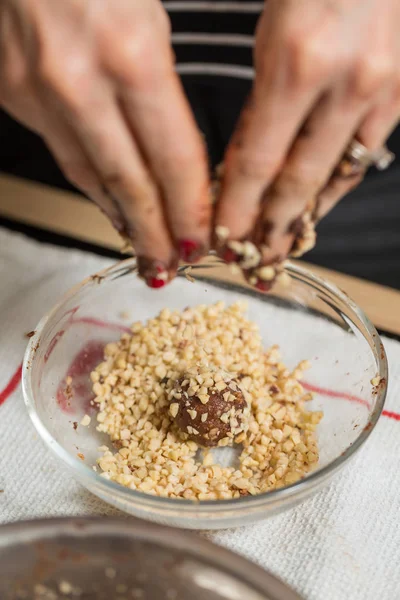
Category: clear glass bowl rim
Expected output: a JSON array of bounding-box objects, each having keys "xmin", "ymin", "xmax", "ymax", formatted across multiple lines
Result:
[{"xmin": 22, "ymin": 258, "xmax": 388, "ymax": 514}]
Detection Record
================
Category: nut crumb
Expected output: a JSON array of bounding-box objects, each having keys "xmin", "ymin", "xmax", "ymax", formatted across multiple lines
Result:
[
  {"xmin": 58, "ymin": 581, "xmax": 73, "ymax": 595},
  {"xmin": 215, "ymin": 225, "xmax": 230, "ymax": 241},
  {"xmin": 80, "ymin": 414, "xmax": 91, "ymax": 427},
  {"xmin": 184, "ymin": 266, "xmax": 195, "ymax": 283},
  {"xmin": 120, "ymin": 240, "xmax": 133, "ymax": 254},
  {"xmin": 91, "ymin": 301, "xmax": 322, "ymax": 500}
]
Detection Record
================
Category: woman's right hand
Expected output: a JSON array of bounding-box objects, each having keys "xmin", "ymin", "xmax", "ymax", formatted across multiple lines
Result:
[{"xmin": 0, "ymin": 0, "xmax": 210, "ymax": 286}]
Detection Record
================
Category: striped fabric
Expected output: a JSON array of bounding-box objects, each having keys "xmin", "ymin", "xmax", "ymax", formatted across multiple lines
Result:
[{"xmin": 163, "ymin": 0, "xmax": 262, "ymax": 79}]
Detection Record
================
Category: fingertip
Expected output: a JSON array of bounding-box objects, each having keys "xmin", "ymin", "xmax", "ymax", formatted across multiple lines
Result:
[
  {"xmin": 148, "ymin": 277, "xmax": 167, "ymax": 289},
  {"xmin": 178, "ymin": 239, "xmax": 208, "ymax": 264},
  {"xmin": 214, "ymin": 174, "xmax": 265, "ymax": 245},
  {"xmin": 137, "ymin": 254, "xmax": 178, "ymax": 289},
  {"xmin": 254, "ymin": 279, "xmax": 274, "ymax": 293},
  {"xmin": 243, "ymin": 263, "xmax": 277, "ymax": 292},
  {"xmin": 216, "ymin": 238, "xmax": 263, "ymax": 271}
]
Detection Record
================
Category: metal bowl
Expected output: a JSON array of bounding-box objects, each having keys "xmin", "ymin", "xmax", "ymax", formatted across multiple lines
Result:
[{"xmin": 0, "ymin": 517, "xmax": 301, "ymax": 600}]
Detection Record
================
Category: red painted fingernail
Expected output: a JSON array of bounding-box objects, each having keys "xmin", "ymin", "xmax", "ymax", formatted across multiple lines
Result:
[
  {"xmin": 220, "ymin": 247, "xmax": 238, "ymax": 264},
  {"xmin": 244, "ymin": 270, "xmax": 275, "ymax": 293},
  {"xmin": 146, "ymin": 264, "xmax": 168, "ymax": 289},
  {"xmin": 255, "ymin": 280, "xmax": 273, "ymax": 293},
  {"xmin": 137, "ymin": 257, "xmax": 169, "ymax": 289},
  {"xmin": 178, "ymin": 239, "xmax": 205, "ymax": 264},
  {"xmin": 148, "ymin": 277, "xmax": 166, "ymax": 289}
]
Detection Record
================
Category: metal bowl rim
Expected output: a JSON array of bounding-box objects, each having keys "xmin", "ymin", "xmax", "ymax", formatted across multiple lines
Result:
[{"xmin": 0, "ymin": 516, "xmax": 302, "ymax": 600}]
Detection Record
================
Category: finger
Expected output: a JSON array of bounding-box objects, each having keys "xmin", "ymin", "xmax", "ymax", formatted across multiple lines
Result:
[
  {"xmin": 214, "ymin": 1, "xmax": 340, "ymax": 245},
  {"xmin": 218, "ymin": 84, "xmax": 370, "ymax": 286},
  {"xmin": 77, "ymin": 93, "xmax": 178, "ymax": 285},
  {"xmin": 317, "ymin": 92, "xmax": 399, "ymax": 221},
  {"xmin": 41, "ymin": 113, "xmax": 127, "ymax": 236},
  {"xmin": 96, "ymin": 0, "xmax": 210, "ymax": 260},
  {"xmin": 37, "ymin": 65, "xmax": 177, "ymax": 286},
  {"xmin": 215, "ymin": 82, "xmax": 320, "ymax": 246},
  {"xmin": 252, "ymin": 87, "xmax": 370, "ymax": 267},
  {"xmin": 119, "ymin": 65, "xmax": 211, "ymax": 263}
]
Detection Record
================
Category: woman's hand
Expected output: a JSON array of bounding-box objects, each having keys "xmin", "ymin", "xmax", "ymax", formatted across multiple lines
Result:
[
  {"xmin": 0, "ymin": 0, "xmax": 210, "ymax": 286},
  {"xmin": 216, "ymin": 0, "xmax": 400, "ymax": 288}
]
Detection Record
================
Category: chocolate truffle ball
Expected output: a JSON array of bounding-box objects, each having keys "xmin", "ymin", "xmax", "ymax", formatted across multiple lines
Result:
[{"xmin": 168, "ymin": 368, "xmax": 249, "ymax": 447}]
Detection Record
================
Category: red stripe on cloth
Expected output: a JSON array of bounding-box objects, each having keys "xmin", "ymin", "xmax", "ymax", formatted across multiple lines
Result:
[
  {"xmin": 382, "ymin": 410, "xmax": 400, "ymax": 421},
  {"xmin": 0, "ymin": 363, "xmax": 22, "ymax": 406},
  {"xmin": 2, "ymin": 318, "xmax": 400, "ymax": 423}
]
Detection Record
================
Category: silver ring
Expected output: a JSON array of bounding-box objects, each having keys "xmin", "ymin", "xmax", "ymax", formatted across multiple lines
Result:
[
  {"xmin": 347, "ymin": 140, "xmax": 395, "ymax": 170},
  {"xmin": 335, "ymin": 140, "xmax": 395, "ymax": 178}
]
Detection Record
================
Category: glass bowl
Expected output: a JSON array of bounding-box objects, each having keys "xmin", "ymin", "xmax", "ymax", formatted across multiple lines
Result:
[
  {"xmin": 0, "ymin": 516, "xmax": 302, "ymax": 600},
  {"xmin": 22, "ymin": 257, "xmax": 387, "ymax": 529}
]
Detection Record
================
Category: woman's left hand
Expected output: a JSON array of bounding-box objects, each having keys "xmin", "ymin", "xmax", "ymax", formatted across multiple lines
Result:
[{"xmin": 215, "ymin": 0, "xmax": 399, "ymax": 287}]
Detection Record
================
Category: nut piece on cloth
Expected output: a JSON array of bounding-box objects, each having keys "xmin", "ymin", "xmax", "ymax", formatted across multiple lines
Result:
[{"xmin": 168, "ymin": 367, "xmax": 250, "ymax": 447}]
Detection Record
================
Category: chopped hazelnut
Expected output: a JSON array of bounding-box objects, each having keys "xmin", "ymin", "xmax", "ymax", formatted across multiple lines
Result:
[{"xmin": 91, "ymin": 301, "xmax": 322, "ymax": 500}]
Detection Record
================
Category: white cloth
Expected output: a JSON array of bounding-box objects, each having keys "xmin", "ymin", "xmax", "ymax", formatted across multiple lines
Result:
[{"xmin": 0, "ymin": 227, "xmax": 399, "ymax": 600}]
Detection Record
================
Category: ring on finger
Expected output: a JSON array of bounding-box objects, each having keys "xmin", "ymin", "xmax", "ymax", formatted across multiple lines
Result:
[{"xmin": 335, "ymin": 139, "xmax": 395, "ymax": 178}]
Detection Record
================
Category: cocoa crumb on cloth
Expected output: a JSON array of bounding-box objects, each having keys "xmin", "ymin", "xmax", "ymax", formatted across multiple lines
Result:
[{"xmin": 91, "ymin": 302, "xmax": 323, "ymax": 500}]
